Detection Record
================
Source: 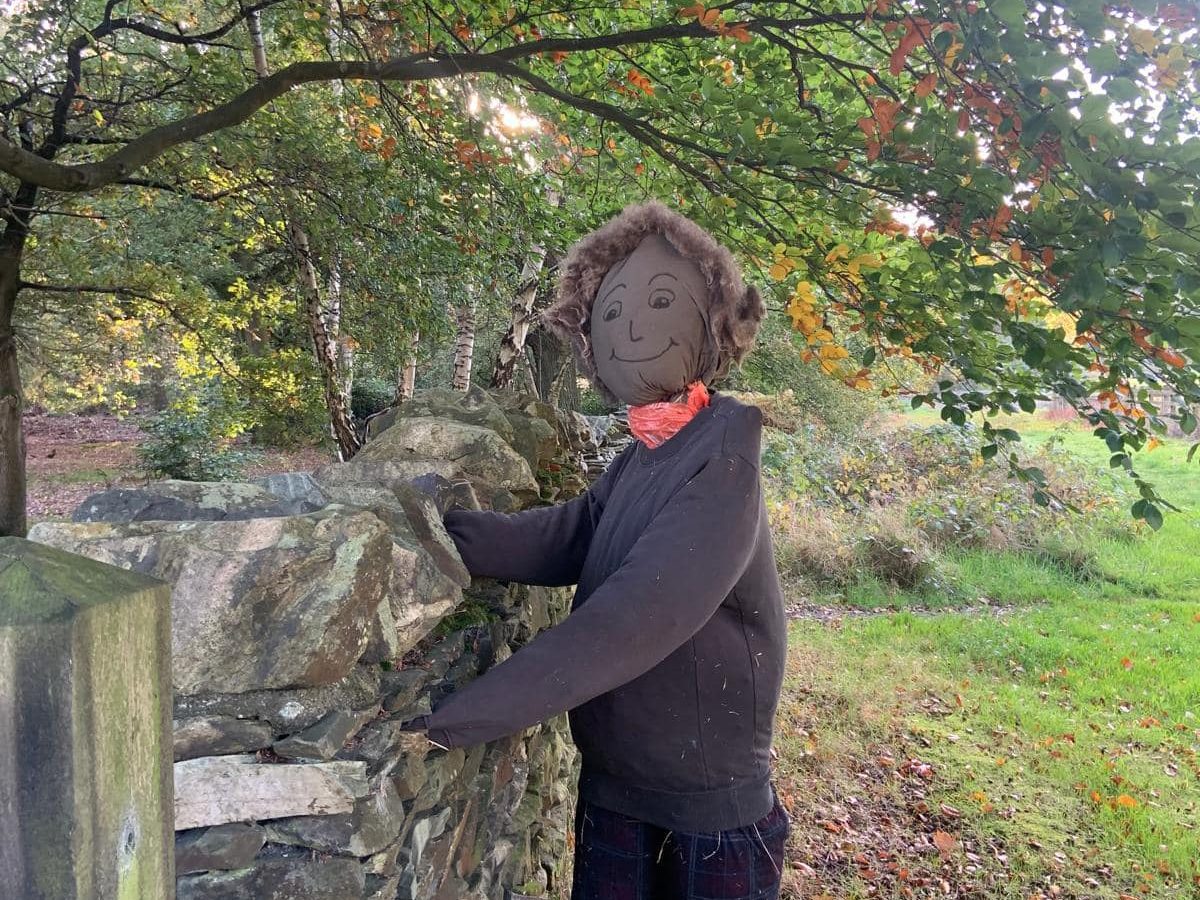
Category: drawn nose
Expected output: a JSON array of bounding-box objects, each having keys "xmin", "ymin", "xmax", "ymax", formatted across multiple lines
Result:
[{"xmin": 628, "ymin": 319, "xmax": 643, "ymax": 342}]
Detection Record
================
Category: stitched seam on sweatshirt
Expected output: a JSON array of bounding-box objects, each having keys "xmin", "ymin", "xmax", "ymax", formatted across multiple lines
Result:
[
  {"xmin": 735, "ymin": 588, "xmax": 758, "ymax": 763},
  {"xmin": 691, "ymin": 636, "xmax": 710, "ymax": 790}
]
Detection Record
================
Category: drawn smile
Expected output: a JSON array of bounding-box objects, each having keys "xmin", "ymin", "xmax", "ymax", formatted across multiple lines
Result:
[{"xmin": 610, "ymin": 338, "xmax": 678, "ymax": 363}]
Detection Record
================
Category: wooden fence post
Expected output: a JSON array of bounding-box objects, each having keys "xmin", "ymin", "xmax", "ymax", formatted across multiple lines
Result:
[{"xmin": 0, "ymin": 536, "xmax": 173, "ymax": 899}]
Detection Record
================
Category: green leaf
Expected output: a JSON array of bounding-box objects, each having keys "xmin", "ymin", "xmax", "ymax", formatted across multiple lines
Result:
[
  {"xmin": 1141, "ymin": 503, "xmax": 1163, "ymax": 530},
  {"xmin": 992, "ymin": 0, "xmax": 1027, "ymax": 29}
]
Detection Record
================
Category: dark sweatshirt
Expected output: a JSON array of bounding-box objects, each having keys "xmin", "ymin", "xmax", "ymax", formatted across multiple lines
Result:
[{"xmin": 424, "ymin": 393, "xmax": 787, "ymax": 832}]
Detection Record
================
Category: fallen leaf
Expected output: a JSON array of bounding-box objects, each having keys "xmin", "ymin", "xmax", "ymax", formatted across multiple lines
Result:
[{"xmin": 932, "ymin": 830, "xmax": 958, "ymax": 854}]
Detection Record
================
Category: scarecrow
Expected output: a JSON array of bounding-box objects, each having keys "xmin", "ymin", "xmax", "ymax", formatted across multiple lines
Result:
[{"xmin": 401, "ymin": 201, "xmax": 790, "ymax": 899}]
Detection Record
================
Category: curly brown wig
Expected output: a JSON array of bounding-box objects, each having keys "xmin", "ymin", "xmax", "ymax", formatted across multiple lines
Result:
[{"xmin": 542, "ymin": 200, "xmax": 764, "ymax": 403}]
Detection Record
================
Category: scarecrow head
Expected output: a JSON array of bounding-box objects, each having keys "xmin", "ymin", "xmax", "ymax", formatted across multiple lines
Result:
[{"xmin": 543, "ymin": 201, "xmax": 764, "ymax": 407}]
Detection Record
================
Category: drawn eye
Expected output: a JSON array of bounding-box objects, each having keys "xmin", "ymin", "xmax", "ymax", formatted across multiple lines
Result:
[
  {"xmin": 649, "ymin": 289, "xmax": 674, "ymax": 309},
  {"xmin": 603, "ymin": 300, "xmax": 622, "ymax": 321}
]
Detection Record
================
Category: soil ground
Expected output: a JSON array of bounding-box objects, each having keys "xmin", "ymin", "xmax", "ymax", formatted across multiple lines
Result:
[{"xmin": 24, "ymin": 411, "xmax": 331, "ymax": 522}]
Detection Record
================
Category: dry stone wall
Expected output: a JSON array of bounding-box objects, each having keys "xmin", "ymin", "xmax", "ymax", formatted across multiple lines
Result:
[{"xmin": 29, "ymin": 387, "xmax": 602, "ymax": 900}]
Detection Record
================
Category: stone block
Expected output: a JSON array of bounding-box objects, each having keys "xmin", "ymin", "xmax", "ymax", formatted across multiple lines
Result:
[
  {"xmin": 30, "ymin": 507, "xmax": 393, "ymax": 695},
  {"xmin": 264, "ymin": 776, "xmax": 405, "ymax": 856},
  {"xmin": 174, "ymin": 755, "xmax": 369, "ymax": 830},
  {"xmin": 176, "ymin": 848, "xmax": 365, "ymax": 900},
  {"xmin": 174, "ymin": 715, "xmax": 275, "ymax": 761},
  {"xmin": 175, "ymin": 665, "xmax": 381, "ymax": 734},
  {"xmin": 272, "ymin": 708, "xmax": 365, "ymax": 761},
  {"xmin": 71, "ymin": 480, "xmax": 299, "ymax": 523},
  {"xmin": 175, "ymin": 824, "xmax": 265, "ymax": 875},
  {"xmin": 0, "ymin": 536, "xmax": 173, "ymax": 899}
]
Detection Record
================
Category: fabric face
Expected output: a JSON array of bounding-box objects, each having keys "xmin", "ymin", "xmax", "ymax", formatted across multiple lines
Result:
[{"xmin": 590, "ymin": 233, "xmax": 713, "ymax": 406}]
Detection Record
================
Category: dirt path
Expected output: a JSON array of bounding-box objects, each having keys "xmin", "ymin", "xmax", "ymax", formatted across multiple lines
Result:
[
  {"xmin": 785, "ymin": 599, "xmax": 1022, "ymax": 624},
  {"xmin": 24, "ymin": 411, "xmax": 333, "ymax": 521}
]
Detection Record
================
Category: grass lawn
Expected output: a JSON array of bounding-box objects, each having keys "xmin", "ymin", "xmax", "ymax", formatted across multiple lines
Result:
[{"xmin": 776, "ymin": 413, "xmax": 1200, "ymax": 899}]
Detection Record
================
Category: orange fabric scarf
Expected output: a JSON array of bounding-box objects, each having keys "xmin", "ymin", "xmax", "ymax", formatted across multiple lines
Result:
[{"xmin": 627, "ymin": 381, "xmax": 710, "ymax": 449}]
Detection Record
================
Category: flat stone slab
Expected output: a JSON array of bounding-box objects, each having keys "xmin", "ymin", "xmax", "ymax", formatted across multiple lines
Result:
[
  {"xmin": 174, "ymin": 755, "xmax": 369, "ymax": 831},
  {"xmin": 272, "ymin": 709, "xmax": 364, "ymax": 761},
  {"xmin": 72, "ymin": 480, "xmax": 297, "ymax": 523},
  {"xmin": 264, "ymin": 778, "xmax": 405, "ymax": 856},
  {"xmin": 175, "ymin": 823, "xmax": 265, "ymax": 875},
  {"xmin": 174, "ymin": 716, "xmax": 276, "ymax": 762},
  {"xmin": 176, "ymin": 849, "xmax": 365, "ymax": 900}
]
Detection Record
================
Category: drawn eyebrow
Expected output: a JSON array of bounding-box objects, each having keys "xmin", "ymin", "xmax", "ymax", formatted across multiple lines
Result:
[
  {"xmin": 648, "ymin": 272, "xmax": 678, "ymax": 283},
  {"xmin": 600, "ymin": 283, "xmax": 627, "ymax": 305}
]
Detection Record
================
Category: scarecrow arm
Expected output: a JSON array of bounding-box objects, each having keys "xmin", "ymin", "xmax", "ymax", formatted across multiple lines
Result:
[
  {"xmin": 442, "ymin": 449, "xmax": 629, "ymax": 586},
  {"xmin": 421, "ymin": 452, "xmax": 760, "ymax": 749}
]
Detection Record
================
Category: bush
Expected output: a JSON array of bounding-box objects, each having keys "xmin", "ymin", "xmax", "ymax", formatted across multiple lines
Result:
[
  {"xmin": 729, "ymin": 321, "xmax": 879, "ymax": 437},
  {"xmin": 768, "ymin": 497, "xmax": 857, "ymax": 586},
  {"xmin": 351, "ymin": 376, "xmax": 396, "ymax": 420},
  {"xmin": 137, "ymin": 381, "xmax": 257, "ymax": 481},
  {"xmin": 763, "ymin": 416, "xmax": 1133, "ymax": 595}
]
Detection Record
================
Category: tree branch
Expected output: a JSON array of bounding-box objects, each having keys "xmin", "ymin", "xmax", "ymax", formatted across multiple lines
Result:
[{"xmin": 0, "ymin": 13, "xmax": 872, "ymax": 192}]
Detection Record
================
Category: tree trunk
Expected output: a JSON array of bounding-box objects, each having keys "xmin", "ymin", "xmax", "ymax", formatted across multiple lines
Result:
[
  {"xmin": 490, "ymin": 246, "xmax": 548, "ymax": 390},
  {"xmin": 0, "ymin": 175, "xmax": 38, "ymax": 538},
  {"xmin": 290, "ymin": 222, "xmax": 361, "ymax": 459},
  {"xmin": 246, "ymin": 10, "xmax": 270, "ymax": 78},
  {"xmin": 326, "ymin": 256, "xmax": 354, "ymax": 399},
  {"xmin": 519, "ymin": 351, "xmax": 539, "ymax": 398},
  {"xmin": 250, "ymin": 12, "xmax": 358, "ymax": 459},
  {"xmin": 0, "ymin": 245, "xmax": 27, "ymax": 537},
  {"xmin": 451, "ymin": 298, "xmax": 476, "ymax": 392},
  {"xmin": 396, "ymin": 331, "xmax": 419, "ymax": 401}
]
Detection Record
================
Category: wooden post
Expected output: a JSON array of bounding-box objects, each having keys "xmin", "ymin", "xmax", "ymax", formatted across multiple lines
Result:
[{"xmin": 0, "ymin": 537, "xmax": 173, "ymax": 899}]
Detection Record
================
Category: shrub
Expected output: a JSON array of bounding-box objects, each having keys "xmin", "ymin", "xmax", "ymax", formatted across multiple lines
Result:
[
  {"xmin": 763, "ymin": 416, "xmax": 1132, "ymax": 594},
  {"xmin": 137, "ymin": 380, "xmax": 257, "ymax": 481},
  {"xmin": 351, "ymin": 376, "xmax": 396, "ymax": 420},
  {"xmin": 767, "ymin": 497, "xmax": 857, "ymax": 586},
  {"xmin": 730, "ymin": 321, "xmax": 878, "ymax": 438}
]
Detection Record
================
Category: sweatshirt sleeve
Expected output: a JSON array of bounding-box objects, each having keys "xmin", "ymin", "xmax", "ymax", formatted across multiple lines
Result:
[
  {"xmin": 422, "ymin": 452, "xmax": 761, "ymax": 750},
  {"xmin": 441, "ymin": 448, "xmax": 627, "ymax": 586}
]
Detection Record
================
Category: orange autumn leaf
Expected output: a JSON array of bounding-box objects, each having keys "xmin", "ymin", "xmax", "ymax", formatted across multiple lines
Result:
[
  {"xmin": 1158, "ymin": 348, "xmax": 1187, "ymax": 368},
  {"xmin": 679, "ymin": 3, "xmax": 722, "ymax": 28},
  {"xmin": 890, "ymin": 17, "xmax": 937, "ymax": 75},
  {"xmin": 932, "ymin": 830, "xmax": 957, "ymax": 854},
  {"xmin": 1009, "ymin": 241, "xmax": 1023, "ymax": 262},
  {"xmin": 915, "ymin": 72, "xmax": 938, "ymax": 98},
  {"xmin": 1113, "ymin": 793, "xmax": 1139, "ymax": 808},
  {"xmin": 724, "ymin": 22, "xmax": 752, "ymax": 42},
  {"xmin": 550, "ymin": 49, "xmax": 569, "ymax": 64},
  {"xmin": 626, "ymin": 69, "xmax": 655, "ymax": 95},
  {"xmin": 1121, "ymin": 657, "xmax": 1134, "ymax": 670},
  {"xmin": 870, "ymin": 97, "xmax": 903, "ymax": 137},
  {"xmin": 1041, "ymin": 246, "xmax": 1055, "ymax": 267}
]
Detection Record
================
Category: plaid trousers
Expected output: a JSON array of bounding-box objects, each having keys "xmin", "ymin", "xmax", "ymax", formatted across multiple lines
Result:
[{"xmin": 569, "ymin": 784, "xmax": 790, "ymax": 900}]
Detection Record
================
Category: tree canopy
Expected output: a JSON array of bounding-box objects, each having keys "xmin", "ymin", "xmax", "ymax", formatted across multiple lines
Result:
[{"xmin": 1, "ymin": 0, "xmax": 1197, "ymax": 535}]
